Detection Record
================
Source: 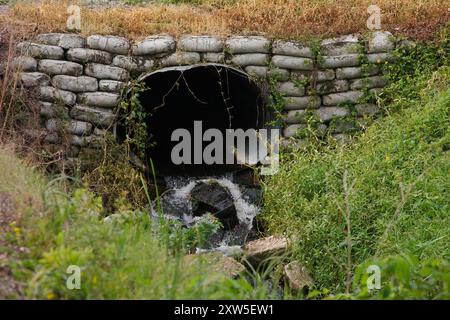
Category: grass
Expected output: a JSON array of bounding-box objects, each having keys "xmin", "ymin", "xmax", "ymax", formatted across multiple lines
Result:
[
  {"xmin": 0, "ymin": 145, "xmax": 287, "ymax": 299},
  {"xmin": 0, "ymin": 0, "xmax": 449, "ymax": 41},
  {"xmin": 260, "ymin": 35, "xmax": 450, "ymax": 296}
]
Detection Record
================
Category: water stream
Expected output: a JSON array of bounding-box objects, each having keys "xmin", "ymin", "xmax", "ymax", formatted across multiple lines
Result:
[{"xmin": 151, "ymin": 173, "xmax": 260, "ymax": 251}]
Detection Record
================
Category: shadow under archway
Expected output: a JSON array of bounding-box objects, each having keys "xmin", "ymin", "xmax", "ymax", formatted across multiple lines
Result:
[{"xmin": 117, "ymin": 64, "xmax": 268, "ymax": 176}]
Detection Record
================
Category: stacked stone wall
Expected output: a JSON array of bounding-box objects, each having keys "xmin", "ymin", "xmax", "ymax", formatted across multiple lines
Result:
[{"xmin": 13, "ymin": 31, "xmax": 396, "ymax": 161}]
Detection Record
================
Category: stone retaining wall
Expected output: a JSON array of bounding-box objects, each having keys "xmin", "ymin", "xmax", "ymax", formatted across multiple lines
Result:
[{"xmin": 13, "ymin": 31, "xmax": 396, "ymax": 162}]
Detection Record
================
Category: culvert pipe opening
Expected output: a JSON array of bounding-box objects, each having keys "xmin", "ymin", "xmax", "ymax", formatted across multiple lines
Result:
[{"xmin": 117, "ymin": 64, "xmax": 268, "ymax": 176}]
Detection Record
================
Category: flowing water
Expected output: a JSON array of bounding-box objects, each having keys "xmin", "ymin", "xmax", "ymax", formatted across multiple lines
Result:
[{"xmin": 151, "ymin": 173, "xmax": 260, "ymax": 251}]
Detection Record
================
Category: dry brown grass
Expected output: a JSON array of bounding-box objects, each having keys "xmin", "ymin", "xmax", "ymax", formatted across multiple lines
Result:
[{"xmin": 1, "ymin": 0, "xmax": 449, "ymax": 41}]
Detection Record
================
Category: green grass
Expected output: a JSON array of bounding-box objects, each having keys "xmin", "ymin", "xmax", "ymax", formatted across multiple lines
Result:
[
  {"xmin": 261, "ymin": 36, "xmax": 450, "ymax": 296},
  {"xmin": 2, "ymin": 168, "xmax": 282, "ymax": 299}
]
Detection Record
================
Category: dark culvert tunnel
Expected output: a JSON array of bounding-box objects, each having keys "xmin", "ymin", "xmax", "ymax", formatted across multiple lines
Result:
[{"xmin": 117, "ymin": 64, "xmax": 268, "ymax": 176}]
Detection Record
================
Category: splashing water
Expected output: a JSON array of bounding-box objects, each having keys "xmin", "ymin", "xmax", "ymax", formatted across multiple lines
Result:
[{"xmin": 153, "ymin": 174, "xmax": 260, "ymax": 248}]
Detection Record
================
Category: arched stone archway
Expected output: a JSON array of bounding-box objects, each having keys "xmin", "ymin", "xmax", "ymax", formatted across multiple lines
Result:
[{"xmin": 116, "ymin": 64, "xmax": 268, "ymax": 176}]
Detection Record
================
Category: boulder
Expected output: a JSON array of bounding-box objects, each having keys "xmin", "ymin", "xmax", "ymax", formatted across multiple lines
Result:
[
  {"xmin": 13, "ymin": 56, "xmax": 37, "ymax": 72},
  {"xmin": 272, "ymin": 55, "xmax": 314, "ymax": 71},
  {"xmin": 159, "ymin": 52, "xmax": 201, "ymax": 67},
  {"xmin": 77, "ymin": 92, "xmax": 120, "ymax": 108},
  {"xmin": 16, "ymin": 42, "xmax": 64, "ymax": 59},
  {"xmin": 191, "ymin": 181, "xmax": 239, "ymax": 230},
  {"xmin": 20, "ymin": 72, "xmax": 50, "ymax": 87},
  {"xmin": 38, "ymin": 59, "xmax": 83, "ymax": 76},
  {"xmin": 226, "ymin": 36, "xmax": 270, "ymax": 54},
  {"xmin": 98, "ymin": 80, "xmax": 125, "ymax": 92},
  {"xmin": 36, "ymin": 33, "xmax": 86, "ymax": 49},
  {"xmin": 284, "ymin": 96, "xmax": 321, "ymax": 110},
  {"xmin": 320, "ymin": 54, "xmax": 360, "ymax": 68},
  {"xmin": 322, "ymin": 91, "xmax": 363, "ymax": 106},
  {"xmin": 242, "ymin": 236, "xmax": 289, "ymax": 267},
  {"xmin": 70, "ymin": 104, "xmax": 116, "ymax": 127},
  {"xmin": 183, "ymin": 252, "xmax": 246, "ymax": 279},
  {"xmin": 315, "ymin": 106, "xmax": 349, "ymax": 122},
  {"xmin": 231, "ymin": 53, "xmax": 269, "ymax": 67},
  {"xmin": 132, "ymin": 35, "xmax": 176, "ymax": 56},
  {"xmin": 85, "ymin": 63, "xmax": 129, "ymax": 81},
  {"xmin": 179, "ymin": 35, "xmax": 224, "ymax": 52},
  {"xmin": 367, "ymin": 31, "xmax": 395, "ymax": 53},
  {"xmin": 39, "ymin": 86, "xmax": 77, "ymax": 106},
  {"xmin": 52, "ymin": 75, "xmax": 98, "ymax": 92},
  {"xmin": 67, "ymin": 48, "xmax": 113, "ymax": 64},
  {"xmin": 112, "ymin": 55, "xmax": 154, "ymax": 72},
  {"xmin": 272, "ymin": 40, "xmax": 313, "ymax": 58},
  {"xmin": 87, "ymin": 35, "xmax": 130, "ymax": 55},
  {"xmin": 284, "ymin": 261, "xmax": 313, "ymax": 294}
]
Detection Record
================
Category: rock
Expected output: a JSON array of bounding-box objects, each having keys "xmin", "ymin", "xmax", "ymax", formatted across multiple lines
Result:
[
  {"xmin": 87, "ymin": 35, "xmax": 130, "ymax": 55},
  {"xmin": 132, "ymin": 35, "xmax": 176, "ymax": 56},
  {"xmin": 284, "ymin": 110, "xmax": 306, "ymax": 124},
  {"xmin": 39, "ymin": 101, "xmax": 68, "ymax": 118},
  {"xmin": 367, "ymin": 31, "xmax": 395, "ymax": 53},
  {"xmin": 284, "ymin": 96, "xmax": 321, "ymax": 110},
  {"xmin": 272, "ymin": 55, "xmax": 314, "ymax": 71},
  {"xmin": 349, "ymin": 75, "xmax": 387, "ymax": 90},
  {"xmin": 268, "ymin": 68, "xmax": 290, "ymax": 81},
  {"xmin": 283, "ymin": 123, "xmax": 326, "ymax": 138},
  {"xmin": 52, "ymin": 75, "xmax": 98, "ymax": 92},
  {"xmin": 336, "ymin": 66, "xmax": 380, "ymax": 80},
  {"xmin": 331, "ymin": 118, "xmax": 360, "ymax": 133},
  {"xmin": 315, "ymin": 106, "xmax": 349, "ymax": 122},
  {"xmin": 231, "ymin": 53, "xmax": 268, "ymax": 67},
  {"xmin": 20, "ymin": 72, "xmax": 50, "ymax": 87},
  {"xmin": 284, "ymin": 261, "xmax": 313, "ymax": 294},
  {"xmin": 277, "ymin": 81, "xmax": 305, "ymax": 97},
  {"xmin": 191, "ymin": 181, "xmax": 239, "ymax": 230},
  {"xmin": 85, "ymin": 63, "xmax": 129, "ymax": 81},
  {"xmin": 366, "ymin": 52, "xmax": 394, "ymax": 64},
  {"xmin": 36, "ymin": 33, "xmax": 86, "ymax": 49},
  {"xmin": 38, "ymin": 59, "xmax": 83, "ymax": 76},
  {"xmin": 320, "ymin": 54, "xmax": 360, "ymax": 68},
  {"xmin": 202, "ymin": 52, "xmax": 225, "ymax": 63},
  {"xmin": 77, "ymin": 92, "xmax": 120, "ymax": 108},
  {"xmin": 332, "ymin": 133, "xmax": 353, "ymax": 144},
  {"xmin": 44, "ymin": 132, "xmax": 60, "ymax": 144},
  {"xmin": 355, "ymin": 103, "xmax": 381, "ymax": 116},
  {"xmin": 70, "ymin": 134, "xmax": 103, "ymax": 148},
  {"xmin": 291, "ymin": 69, "xmax": 335, "ymax": 83},
  {"xmin": 244, "ymin": 66, "xmax": 268, "ymax": 78},
  {"xmin": 179, "ymin": 35, "xmax": 224, "ymax": 52},
  {"xmin": 283, "ymin": 124, "xmax": 305, "ymax": 137},
  {"xmin": 112, "ymin": 55, "xmax": 154, "ymax": 72},
  {"xmin": 272, "ymin": 40, "xmax": 313, "ymax": 58},
  {"xmin": 67, "ymin": 48, "xmax": 113, "ymax": 64},
  {"xmin": 320, "ymin": 35, "xmax": 360, "ymax": 56},
  {"xmin": 159, "ymin": 52, "xmax": 201, "ymax": 67},
  {"xmin": 322, "ymin": 91, "xmax": 363, "ymax": 106},
  {"xmin": 13, "ymin": 56, "xmax": 37, "ymax": 72},
  {"xmin": 98, "ymin": 80, "xmax": 125, "ymax": 92},
  {"xmin": 226, "ymin": 36, "xmax": 270, "ymax": 54},
  {"xmin": 242, "ymin": 236, "xmax": 289, "ymax": 267},
  {"xmin": 70, "ymin": 104, "xmax": 116, "ymax": 127},
  {"xmin": 39, "ymin": 86, "xmax": 77, "ymax": 106},
  {"xmin": 183, "ymin": 253, "xmax": 246, "ymax": 279},
  {"xmin": 46, "ymin": 119, "xmax": 92, "ymax": 136},
  {"xmin": 16, "ymin": 42, "xmax": 64, "ymax": 59},
  {"xmin": 315, "ymin": 79, "xmax": 349, "ymax": 94}
]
